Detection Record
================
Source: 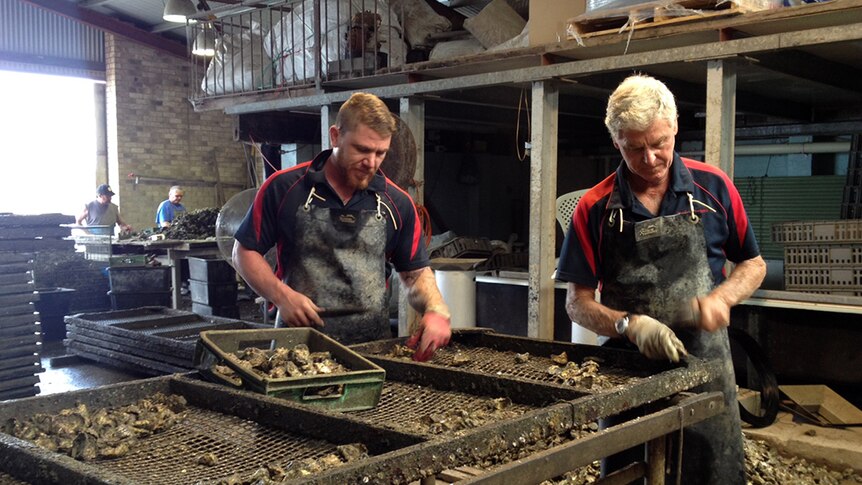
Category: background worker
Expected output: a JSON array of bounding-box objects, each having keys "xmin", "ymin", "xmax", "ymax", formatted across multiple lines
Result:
[
  {"xmin": 556, "ymin": 74, "xmax": 766, "ymax": 484},
  {"xmin": 155, "ymin": 185, "xmax": 186, "ymax": 228},
  {"xmin": 76, "ymin": 184, "xmax": 132, "ymax": 234},
  {"xmin": 232, "ymin": 92, "xmax": 451, "ymax": 360}
]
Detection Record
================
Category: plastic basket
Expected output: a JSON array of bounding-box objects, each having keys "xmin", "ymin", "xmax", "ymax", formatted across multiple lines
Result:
[
  {"xmin": 108, "ymin": 290, "xmax": 172, "ymax": 310},
  {"xmin": 194, "ymin": 328, "xmax": 385, "ymax": 411},
  {"xmin": 773, "ymin": 220, "xmax": 862, "ymax": 244},
  {"xmin": 108, "ymin": 266, "xmax": 171, "ymax": 292},
  {"xmin": 191, "ymin": 302, "xmax": 240, "ymax": 319},
  {"xmin": 784, "ymin": 245, "xmax": 862, "ymax": 267},
  {"xmin": 189, "ymin": 280, "xmax": 238, "ymax": 306},
  {"xmin": 188, "ymin": 256, "xmax": 235, "ymax": 284}
]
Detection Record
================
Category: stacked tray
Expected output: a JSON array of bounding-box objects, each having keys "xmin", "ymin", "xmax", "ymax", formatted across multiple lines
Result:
[
  {"xmin": 64, "ymin": 307, "xmax": 268, "ymax": 376},
  {"xmin": 0, "ymin": 252, "xmax": 42, "ymax": 401}
]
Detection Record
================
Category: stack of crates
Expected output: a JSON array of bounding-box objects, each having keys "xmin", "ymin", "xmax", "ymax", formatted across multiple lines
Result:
[
  {"xmin": 842, "ymin": 136, "xmax": 862, "ymax": 219},
  {"xmin": 188, "ymin": 256, "xmax": 239, "ymax": 318},
  {"xmin": 0, "ymin": 252, "xmax": 42, "ymax": 400},
  {"xmin": 773, "ymin": 220, "xmax": 862, "ymax": 296},
  {"xmin": 107, "ymin": 266, "xmax": 172, "ymax": 309}
]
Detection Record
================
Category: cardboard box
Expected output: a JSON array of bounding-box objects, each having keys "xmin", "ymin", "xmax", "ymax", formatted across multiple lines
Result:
[
  {"xmin": 530, "ymin": 0, "xmax": 587, "ymax": 46},
  {"xmin": 780, "ymin": 385, "xmax": 862, "ymax": 425}
]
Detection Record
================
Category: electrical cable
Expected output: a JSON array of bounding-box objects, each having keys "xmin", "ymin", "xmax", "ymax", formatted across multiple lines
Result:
[{"xmin": 515, "ymin": 88, "xmax": 530, "ymax": 161}]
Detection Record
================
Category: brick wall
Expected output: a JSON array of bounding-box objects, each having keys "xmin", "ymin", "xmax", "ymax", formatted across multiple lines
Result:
[{"xmin": 105, "ymin": 34, "xmax": 247, "ymax": 230}]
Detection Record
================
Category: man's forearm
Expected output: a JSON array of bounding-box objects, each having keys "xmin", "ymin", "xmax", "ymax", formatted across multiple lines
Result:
[
  {"xmin": 711, "ymin": 255, "xmax": 767, "ymax": 307},
  {"xmin": 399, "ymin": 267, "xmax": 449, "ymax": 315},
  {"xmin": 232, "ymin": 241, "xmax": 289, "ymax": 306},
  {"xmin": 566, "ymin": 283, "xmax": 624, "ymax": 337}
]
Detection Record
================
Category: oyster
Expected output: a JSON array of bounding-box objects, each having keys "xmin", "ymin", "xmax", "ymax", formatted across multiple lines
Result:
[{"xmin": 550, "ymin": 352, "xmax": 569, "ymax": 365}]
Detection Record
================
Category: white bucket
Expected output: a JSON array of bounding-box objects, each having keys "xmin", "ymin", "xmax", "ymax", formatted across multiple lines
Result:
[
  {"xmin": 571, "ymin": 321, "xmax": 599, "ymax": 345},
  {"xmin": 436, "ymin": 270, "xmax": 476, "ymax": 329}
]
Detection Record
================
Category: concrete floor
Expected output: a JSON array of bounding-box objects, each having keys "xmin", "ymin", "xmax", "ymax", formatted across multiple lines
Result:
[
  {"xmin": 744, "ymin": 411, "xmax": 862, "ymax": 475},
  {"xmin": 37, "ymin": 341, "xmax": 146, "ymax": 396}
]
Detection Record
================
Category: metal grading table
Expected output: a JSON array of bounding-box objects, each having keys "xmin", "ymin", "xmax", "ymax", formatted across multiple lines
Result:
[
  {"xmin": 0, "ymin": 330, "xmax": 728, "ymax": 484},
  {"xmin": 108, "ymin": 239, "xmax": 221, "ymax": 309}
]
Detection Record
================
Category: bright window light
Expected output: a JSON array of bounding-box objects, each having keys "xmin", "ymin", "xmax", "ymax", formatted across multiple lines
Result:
[{"xmin": 0, "ymin": 71, "xmax": 98, "ymax": 216}]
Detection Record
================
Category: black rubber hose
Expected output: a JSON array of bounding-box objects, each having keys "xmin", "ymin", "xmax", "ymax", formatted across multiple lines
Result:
[{"xmin": 728, "ymin": 327, "xmax": 780, "ymax": 428}]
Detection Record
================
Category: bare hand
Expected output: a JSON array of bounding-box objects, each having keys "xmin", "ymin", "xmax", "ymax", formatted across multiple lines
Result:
[
  {"xmin": 696, "ymin": 293, "xmax": 730, "ymax": 332},
  {"xmin": 274, "ymin": 288, "xmax": 324, "ymax": 328},
  {"xmin": 405, "ymin": 312, "xmax": 451, "ymax": 362}
]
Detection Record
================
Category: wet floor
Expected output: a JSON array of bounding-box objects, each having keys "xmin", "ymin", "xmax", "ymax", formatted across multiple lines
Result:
[{"xmin": 37, "ymin": 341, "xmax": 146, "ymax": 396}]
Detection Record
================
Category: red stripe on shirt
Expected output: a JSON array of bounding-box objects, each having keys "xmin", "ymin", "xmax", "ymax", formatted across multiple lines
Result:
[
  {"xmin": 576, "ymin": 173, "xmax": 616, "ymax": 278},
  {"xmin": 386, "ymin": 178, "xmax": 422, "ymax": 259},
  {"xmin": 683, "ymin": 158, "xmax": 749, "ymax": 248},
  {"xmin": 252, "ymin": 162, "xmax": 311, "ymax": 242}
]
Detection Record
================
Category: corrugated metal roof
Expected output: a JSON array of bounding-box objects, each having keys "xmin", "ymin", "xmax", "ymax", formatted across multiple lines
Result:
[
  {"xmin": 737, "ymin": 175, "xmax": 846, "ymax": 259},
  {"xmin": 1, "ymin": 0, "xmax": 105, "ymax": 78}
]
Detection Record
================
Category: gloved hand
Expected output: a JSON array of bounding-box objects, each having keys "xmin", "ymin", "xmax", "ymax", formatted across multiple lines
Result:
[
  {"xmin": 626, "ymin": 315, "xmax": 688, "ymax": 363},
  {"xmin": 405, "ymin": 311, "xmax": 451, "ymax": 362}
]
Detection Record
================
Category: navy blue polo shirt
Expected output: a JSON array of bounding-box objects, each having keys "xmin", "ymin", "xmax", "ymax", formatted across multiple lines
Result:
[
  {"xmin": 234, "ymin": 149, "xmax": 429, "ymax": 278},
  {"xmin": 557, "ymin": 153, "xmax": 760, "ymax": 289}
]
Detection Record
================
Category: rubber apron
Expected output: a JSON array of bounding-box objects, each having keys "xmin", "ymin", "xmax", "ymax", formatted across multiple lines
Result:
[
  {"xmin": 600, "ymin": 193, "xmax": 745, "ymax": 485},
  {"xmin": 277, "ymin": 187, "xmax": 390, "ymax": 345}
]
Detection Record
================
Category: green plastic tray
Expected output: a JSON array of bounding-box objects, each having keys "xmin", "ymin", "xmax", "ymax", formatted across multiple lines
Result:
[{"xmin": 194, "ymin": 328, "xmax": 385, "ymax": 411}]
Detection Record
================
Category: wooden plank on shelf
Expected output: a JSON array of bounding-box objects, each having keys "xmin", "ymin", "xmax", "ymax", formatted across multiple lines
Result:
[{"xmin": 568, "ymin": 0, "xmax": 754, "ymax": 38}]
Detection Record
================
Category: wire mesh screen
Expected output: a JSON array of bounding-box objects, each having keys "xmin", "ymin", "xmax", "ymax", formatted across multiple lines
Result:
[
  {"xmin": 81, "ymin": 405, "xmax": 348, "ymax": 484},
  {"xmin": 349, "ymin": 381, "xmax": 537, "ymax": 437},
  {"xmin": 386, "ymin": 343, "xmax": 646, "ymax": 391}
]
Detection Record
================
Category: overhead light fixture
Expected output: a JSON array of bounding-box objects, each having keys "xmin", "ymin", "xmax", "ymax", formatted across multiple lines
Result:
[
  {"xmin": 163, "ymin": 0, "xmax": 197, "ymax": 23},
  {"xmin": 192, "ymin": 28, "xmax": 216, "ymax": 57}
]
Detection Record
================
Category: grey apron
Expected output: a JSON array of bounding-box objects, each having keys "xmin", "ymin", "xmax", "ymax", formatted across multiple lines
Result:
[
  {"xmin": 279, "ymin": 187, "xmax": 390, "ymax": 345},
  {"xmin": 599, "ymin": 194, "xmax": 745, "ymax": 485}
]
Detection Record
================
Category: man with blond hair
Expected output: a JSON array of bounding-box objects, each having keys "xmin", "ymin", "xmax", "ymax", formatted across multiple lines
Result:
[
  {"xmin": 233, "ymin": 92, "xmax": 450, "ymax": 360},
  {"xmin": 556, "ymin": 74, "xmax": 766, "ymax": 484}
]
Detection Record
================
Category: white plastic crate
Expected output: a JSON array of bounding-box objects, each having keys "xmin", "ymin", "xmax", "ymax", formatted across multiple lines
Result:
[
  {"xmin": 784, "ymin": 245, "xmax": 862, "ymax": 267},
  {"xmin": 773, "ymin": 220, "xmax": 862, "ymax": 244},
  {"xmin": 784, "ymin": 267, "xmax": 862, "ymax": 288}
]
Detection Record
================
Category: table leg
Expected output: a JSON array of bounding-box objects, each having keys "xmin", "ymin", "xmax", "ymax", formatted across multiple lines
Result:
[{"xmin": 169, "ymin": 250, "xmax": 181, "ymax": 309}]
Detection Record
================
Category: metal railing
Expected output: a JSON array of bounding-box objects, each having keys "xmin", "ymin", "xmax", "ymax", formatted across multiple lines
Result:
[{"xmin": 189, "ymin": 0, "xmax": 405, "ymax": 101}]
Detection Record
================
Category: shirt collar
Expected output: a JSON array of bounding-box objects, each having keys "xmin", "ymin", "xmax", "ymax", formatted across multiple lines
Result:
[
  {"xmin": 303, "ymin": 149, "xmax": 387, "ymax": 193},
  {"xmin": 608, "ymin": 152, "xmax": 693, "ymax": 211}
]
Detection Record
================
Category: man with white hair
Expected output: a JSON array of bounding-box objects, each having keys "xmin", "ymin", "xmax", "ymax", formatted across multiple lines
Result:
[
  {"xmin": 155, "ymin": 185, "xmax": 186, "ymax": 228},
  {"xmin": 556, "ymin": 74, "xmax": 766, "ymax": 484}
]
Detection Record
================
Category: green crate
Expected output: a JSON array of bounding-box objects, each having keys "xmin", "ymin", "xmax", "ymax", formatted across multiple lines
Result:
[{"xmin": 194, "ymin": 328, "xmax": 385, "ymax": 411}]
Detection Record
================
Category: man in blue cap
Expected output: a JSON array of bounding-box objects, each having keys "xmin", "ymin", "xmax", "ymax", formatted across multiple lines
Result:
[{"xmin": 76, "ymin": 184, "xmax": 132, "ymax": 234}]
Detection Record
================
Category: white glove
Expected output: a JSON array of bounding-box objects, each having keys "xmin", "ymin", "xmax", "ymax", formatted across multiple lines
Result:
[{"xmin": 627, "ymin": 315, "xmax": 688, "ymax": 363}]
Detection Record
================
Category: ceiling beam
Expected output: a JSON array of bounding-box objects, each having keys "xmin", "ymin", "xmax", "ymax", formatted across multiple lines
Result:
[
  {"xmin": 21, "ymin": 0, "xmax": 187, "ymax": 59},
  {"xmin": 749, "ymin": 50, "xmax": 862, "ymax": 95}
]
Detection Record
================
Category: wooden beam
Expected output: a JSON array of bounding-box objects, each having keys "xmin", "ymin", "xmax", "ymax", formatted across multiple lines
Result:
[
  {"xmin": 528, "ymin": 80, "xmax": 558, "ymax": 340},
  {"xmin": 21, "ymin": 0, "xmax": 187, "ymax": 59},
  {"xmin": 398, "ymin": 97, "xmax": 426, "ymax": 338},
  {"xmin": 705, "ymin": 59, "xmax": 737, "ymax": 177}
]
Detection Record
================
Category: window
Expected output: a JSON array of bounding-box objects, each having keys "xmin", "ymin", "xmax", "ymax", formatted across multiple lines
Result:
[{"xmin": 0, "ymin": 71, "xmax": 99, "ymax": 215}]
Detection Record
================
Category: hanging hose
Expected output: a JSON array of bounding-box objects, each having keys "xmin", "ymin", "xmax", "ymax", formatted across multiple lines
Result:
[
  {"xmin": 416, "ymin": 204, "xmax": 433, "ymax": 247},
  {"xmin": 728, "ymin": 327, "xmax": 780, "ymax": 428}
]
